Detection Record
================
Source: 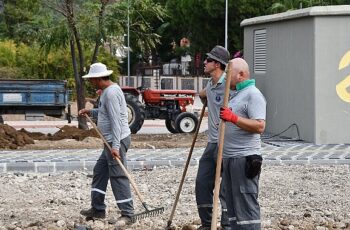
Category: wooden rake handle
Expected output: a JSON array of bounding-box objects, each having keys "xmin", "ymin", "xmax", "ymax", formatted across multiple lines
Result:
[
  {"xmin": 167, "ymin": 102, "xmax": 207, "ymax": 227},
  {"xmin": 84, "ymin": 114, "xmax": 146, "ymax": 204},
  {"xmin": 211, "ymin": 61, "xmax": 232, "ymax": 230}
]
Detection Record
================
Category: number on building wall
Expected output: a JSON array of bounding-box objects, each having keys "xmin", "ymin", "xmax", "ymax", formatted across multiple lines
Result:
[{"xmin": 337, "ymin": 50, "xmax": 350, "ymax": 102}]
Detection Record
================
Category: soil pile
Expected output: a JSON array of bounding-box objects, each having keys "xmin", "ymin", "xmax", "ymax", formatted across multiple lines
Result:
[
  {"xmin": 46, "ymin": 125, "xmax": 99, "ymax": 141},
  {"xmin": 0, "ymin": 125, "xmax": 100, "ymax": 149},
  {"xmin": 0, "ymin": 124, "xmax": 34, "ymax": 149},
  {"xmin": 0, "ymin": 124, "xmax": 208, "ymax": 150}
]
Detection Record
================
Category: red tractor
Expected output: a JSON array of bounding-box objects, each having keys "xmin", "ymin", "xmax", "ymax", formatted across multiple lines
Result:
[{"xmin": 121, "ymin": 86, "xmax": 199, "ymax": 134}]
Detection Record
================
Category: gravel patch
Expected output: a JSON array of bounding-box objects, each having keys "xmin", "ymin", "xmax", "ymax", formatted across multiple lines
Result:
[{"xmin": 0, "ymin": 165, "xmax": 349, "ymax": 229}]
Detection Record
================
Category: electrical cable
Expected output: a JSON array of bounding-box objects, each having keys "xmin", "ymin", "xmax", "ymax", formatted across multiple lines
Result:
[{"xmin": 262, "ymin": 123, "xmax": 302, "ymax": 142}]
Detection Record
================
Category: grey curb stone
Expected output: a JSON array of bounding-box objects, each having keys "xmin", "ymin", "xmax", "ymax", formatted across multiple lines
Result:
[
  {"xmin": 0, "ymin": 163, "xmax": 5, "ymax": 173},
  {"xmin": 335, "ymin": 159, "xmax": 350, "ymax": 164},
  {"xmin": 7, "ymin": 162, "xmax": 35, "ymax": 172},
  {"xmin": 1, "ymin": 141, "xmax": 350, "ymax": 173},
  {"xmin": 36, "ymin": 162, "xmax": 55, "ymax": 173}
]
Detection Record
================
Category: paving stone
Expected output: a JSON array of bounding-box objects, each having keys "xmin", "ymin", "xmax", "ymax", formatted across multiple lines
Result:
[
  {"xmin": 7, "ymin": 162, "xmax": 35, "ymax": 172},
  {"xmin": 336, "ymin": 144, "xmax": 350, "ymax": 150},
  {"xmin": 312, "ymin": 152, "xmax": 330, "ymax": 159},
  {"xmin": 0, "ymin": 143, "xmax": 349, "ymax": 173},
  {"xmin": 328, "ymin": 153, "xmax": 344, "ymax": 159},
  {"xmin": 321, "ymin": 145, "xmax": 338, "ymax": 150}
]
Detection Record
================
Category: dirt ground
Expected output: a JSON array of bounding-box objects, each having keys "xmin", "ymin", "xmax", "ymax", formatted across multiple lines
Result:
[{"xmin": 0, "ymin": 124, "xmax": 208, "ymax": 150}]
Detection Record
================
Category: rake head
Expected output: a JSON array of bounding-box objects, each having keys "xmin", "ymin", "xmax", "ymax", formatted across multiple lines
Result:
[{"xmin": 130, "ymin": 204, "xmax": 164, "ymax": 223}]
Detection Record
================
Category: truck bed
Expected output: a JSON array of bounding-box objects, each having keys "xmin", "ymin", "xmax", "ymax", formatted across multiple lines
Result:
[{"xmin": 0, "ymin": 79, "xmax": 70, "ymax": 120}]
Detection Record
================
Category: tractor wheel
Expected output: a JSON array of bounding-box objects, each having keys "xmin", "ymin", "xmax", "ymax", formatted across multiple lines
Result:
[
  {"xmin": 125, "ymin": 94, "xmax": 145, "ymax": 134},
  {"xmin": 165, "ymin": 119, "xmax": 178, "ymax": 133},
  {"xmin": 175, "ymin": 112, "xmax": 198, "ymax": 133}
]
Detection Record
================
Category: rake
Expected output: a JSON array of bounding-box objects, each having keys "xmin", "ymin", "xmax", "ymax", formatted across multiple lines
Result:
[
  {"xmin": 166, "ymin": 103, "xmax": 206, "ymax": 229},
  {"xmin": 84, "ymin": 114, "xmax": 164, "ymax": 222}
]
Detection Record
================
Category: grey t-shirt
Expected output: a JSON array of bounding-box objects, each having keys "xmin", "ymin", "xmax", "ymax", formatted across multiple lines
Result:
[
  {"xmin": 206, "ymin": 74, "xmax": 227, "ymax": 143},
  {"xmin": 222, "ymin": 85, "xmax": 266, "ymax": 158},
  {"xmin": 91, "ymin": 84, "xmax": 131, "ymax": 149}
]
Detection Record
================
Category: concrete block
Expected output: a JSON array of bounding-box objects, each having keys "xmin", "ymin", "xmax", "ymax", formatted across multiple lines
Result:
[
  {"xmin": 84, "ymin": 161, "xmax": 96, "ymax": 172},
  {"xmin": 281, "ymin": 160, "xmax": 309, "ymax": 165},
  {"xmin": 263, "ymin": 160, "xmax": 281, "ymax": 165},
  {"xmin": 127, "ymin": 161, "xmax": 144, "ymax": 170},
  {"xmin": 171, "ymin": 160, "xmax": 187, "ymax": 166},
  {"xmin": 36, "ymin": 162, "xmax": 55, "ymax": 173},
  {"xmin": 309, "ymin": 159, "xmax": 337, "ymax": 165},
  {"xmin": 55, "ymin": 161, "xmax": 85, "ymax": 172},
  {"xmin": 7, "ymin": 162, "xmax": 35, "ymax": 172},
  {"xmin": 335, "ymin": 159, "xmax": 350, "ymax": 164},
  {"xmin": 0, "ymin": 163, "xmax": 6, "ymax": 173}
]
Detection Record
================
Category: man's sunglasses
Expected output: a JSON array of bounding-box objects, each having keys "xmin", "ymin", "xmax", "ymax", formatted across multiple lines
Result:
[{"xmin": 206, "ymin": 58, "xmax": 216, "ymax": 63}]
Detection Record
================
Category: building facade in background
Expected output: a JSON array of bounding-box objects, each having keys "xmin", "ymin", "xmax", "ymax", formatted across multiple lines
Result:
[{"xmin": 242, "ymin": 5, "xmax": 350, "ymax": 144}]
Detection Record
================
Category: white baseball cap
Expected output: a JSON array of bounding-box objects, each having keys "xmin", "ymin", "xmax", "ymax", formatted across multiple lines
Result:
[{"xmin": 82, "ymin": 63, "xmax": 113, "ymax": 79}]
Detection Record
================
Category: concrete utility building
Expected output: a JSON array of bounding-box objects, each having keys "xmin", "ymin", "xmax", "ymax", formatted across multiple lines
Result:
[{"xmin": 241, "ymin": 5, "xmax": 350, "ymax": 144}]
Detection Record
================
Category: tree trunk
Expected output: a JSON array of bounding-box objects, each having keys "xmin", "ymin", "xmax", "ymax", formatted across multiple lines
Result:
[
  {"xmin": 70, "ymin": 39, "xmax": 88, "ymax": 130},
  {"xmin": 91, "ymin": 0, "xmax": 108, "ymax": 64},
  {"xmin": 65, "ymin": 0, "xmax": 88, "ymax": 130}
]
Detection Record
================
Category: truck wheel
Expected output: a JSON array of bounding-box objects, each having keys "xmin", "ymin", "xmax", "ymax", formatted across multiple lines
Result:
[
  {"xmin": 125, "ymin": 94, "xmax": 145, "ymax": 134},
  {"xmin": 165, "ymin": 119, "xmax": 178, "ymax": 133},
  {"xmin": 175, "ymin": 112, "xmax": 198, "ymax": 133}
]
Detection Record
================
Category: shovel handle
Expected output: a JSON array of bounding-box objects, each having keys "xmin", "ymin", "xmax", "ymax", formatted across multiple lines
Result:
[{"xmin": 84, "ymin": 114, "xmax": 146, "ymax": 203}]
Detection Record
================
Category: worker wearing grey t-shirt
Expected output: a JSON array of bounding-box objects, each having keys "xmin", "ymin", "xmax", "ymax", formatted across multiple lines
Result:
[
  {"xmin": 196, "ymin": 46, "xmax": 231, "ymax": 230},
  {"xmin": 79, "ymin": 63, "xmax": 134, "ymax": 225},
  {"xmin": 220, "ymin": 58, "xmax": 266, "ymax": 230}
]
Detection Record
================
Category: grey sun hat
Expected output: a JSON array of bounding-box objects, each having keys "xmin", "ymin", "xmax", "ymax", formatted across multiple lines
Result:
[
  {"xmin": 82, "ymin": 63, "xmax": 113, "ymax": 79},
  {"xmin": 206, "ymin": 45, "xmax": 230, "ymax": 65}
]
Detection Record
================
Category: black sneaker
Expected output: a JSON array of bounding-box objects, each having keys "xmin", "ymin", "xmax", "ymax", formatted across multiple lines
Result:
[{"xmin": 80, "ymin": 207, "xmax": 106, "ymax": 219}]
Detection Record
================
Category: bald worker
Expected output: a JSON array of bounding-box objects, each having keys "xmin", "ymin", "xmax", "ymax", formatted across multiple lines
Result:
[{"xmin": 219, "ymin": 58, "xmax": 266, "ymax": 230}]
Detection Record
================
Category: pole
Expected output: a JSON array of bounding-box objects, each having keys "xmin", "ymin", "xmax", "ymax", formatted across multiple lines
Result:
[
  {"xmin": 127, "ymin": 0, "xmax": 130, "ymax": 86},
  {"xmin": 225, "ymin": 0, "xmax": 228, "ymax": 49}
]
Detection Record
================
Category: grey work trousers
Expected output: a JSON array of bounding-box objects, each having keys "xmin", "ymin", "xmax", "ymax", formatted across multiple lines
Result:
[
  {"xmin": 91, "ymin": 135, "xmax": 134, "ymax": 217},
  {"xmin": 195, "ymin": 142, "xmax": 230, "ymax": 228},
  {"xmin": 223, "ymin": 157, "xmax": 261, "ymax": 230}
]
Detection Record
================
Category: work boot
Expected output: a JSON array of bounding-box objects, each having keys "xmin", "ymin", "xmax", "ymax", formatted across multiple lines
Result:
[
  {"xmin": 218, "ymin": 226, "xmax": 232, "ymax": 230},
  {"xmin": 80, "ymin": 207, "xmax": 106, "ymax": 219},
  {"xmin": 114, "ymin": 215, "xmax": 132, "ymax": 228},
  {"xmin": 197, "ymin": 226, "xmax": 210, "ymax": 230}
]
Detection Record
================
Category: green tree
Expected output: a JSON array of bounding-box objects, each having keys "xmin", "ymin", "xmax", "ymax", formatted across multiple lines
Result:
[
  {"xmin": 158, "ymin": 0, "xmax": 271, "ymax": 58},
  {"xmin": 268, "ymin": 0, "xmax": 350, "ymax": 13},
  {"xmin": 43, "ymin": 0, "xmax": 165, "ymax": 128}
]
